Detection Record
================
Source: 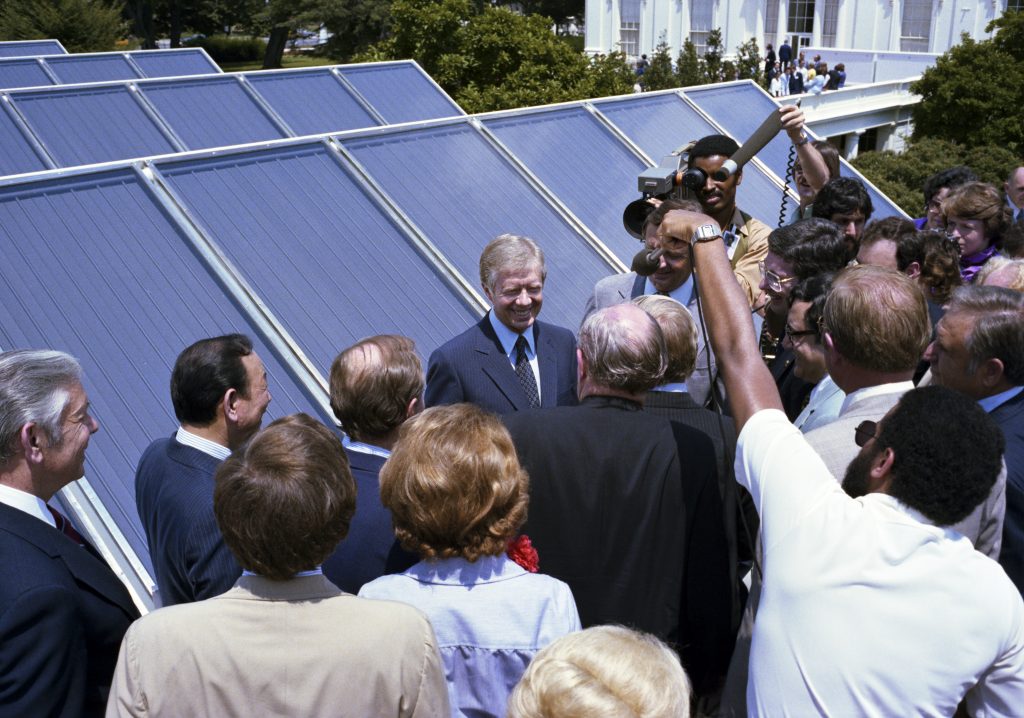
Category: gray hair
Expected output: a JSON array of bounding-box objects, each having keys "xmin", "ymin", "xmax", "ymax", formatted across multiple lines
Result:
[
  {"xmin": 479, "ymin": 234, "xmax": 547, "ymax": 293},
  {"xmin": 579, "ymin": 305, "xmax": 667, "ymax": 393},
  {"xmin": 0, "ymin": 350, "xmax": 82, "ymax": 465},
  {"xmin": 632, "ymin": 295, "xmax": 697, "ymax": 383},
  {"xmin": 947, "ymin": 286, "xmax": 1024, "ymax": 384}
]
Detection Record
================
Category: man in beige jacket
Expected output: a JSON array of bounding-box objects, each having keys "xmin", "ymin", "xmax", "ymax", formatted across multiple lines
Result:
[{"xmin": 107, "ymin": 413, "xmax": 448, "ymax": 717}]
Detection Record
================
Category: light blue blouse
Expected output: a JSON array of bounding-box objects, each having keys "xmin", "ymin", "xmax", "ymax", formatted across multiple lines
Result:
[{"xmin": 359, "ymin": 554, "xmax": 580, "ymax": 718}]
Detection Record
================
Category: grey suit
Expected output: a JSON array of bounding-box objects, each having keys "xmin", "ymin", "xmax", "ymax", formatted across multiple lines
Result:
[
  {"xmin": 583, "ymin": 272, "xmax": 717, "ymax": 407},
  {"xmin": 804, "ymin": 387, "xmax": 1005, "ymax": 558}
]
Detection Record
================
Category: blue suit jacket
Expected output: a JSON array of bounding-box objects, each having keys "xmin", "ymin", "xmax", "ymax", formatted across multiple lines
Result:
[
  {"xmin": 322, "ymin": 448, "xmax": 416, "ymax": 594},
  {"xmin": 135, "ymin": 437, "xmax": 241, "ymax": 606},
  {"xmin": 995, "ymin": 390, "xmax": 1024, "ymax": 595},
  {"xmin": 424, "ymin": 316, "xmax": 578, "ymax": 414},
  {"xmin": 0, "ymin": 502, "xmax": 139, "ymax": 716}
]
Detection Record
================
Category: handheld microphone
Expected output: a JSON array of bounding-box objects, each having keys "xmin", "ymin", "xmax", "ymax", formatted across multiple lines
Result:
[
  {"xmin": 631, "ymin": 247, "xmax": 663, "ymax": 277},
  {"xmin": 712, "ymin": 108, "xmax": 785, "ymax": 181}
]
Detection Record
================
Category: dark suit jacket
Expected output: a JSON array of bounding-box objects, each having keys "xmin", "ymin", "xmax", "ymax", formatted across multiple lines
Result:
[
  {"xmin": 502, "ymin": 395, "xmax": 733, "ymax": 697},
  {"xmin": 0, "ymin": 502, "xmax": 139, "ymax": 716},
  {"xmin": 770, "ymin": 342, "xmax": 815, "ymax": 421},
  {"xmin": 425, "ymin": 316, "xmax": 578, "ymax": 414},
  {"xmin": 643, "ymin": 390, "xmax": 754, "ymax": 631},
  {"xmin": 135, "ymin": 437, "xmax": 241, "ymax": 606},
  {"xmin": 996, "ymin": 390, "xmax": 1024, "ymax": 595},
  {"xmin": 322, "ymin": 448, "xmax": 416, "ymax": 594}
]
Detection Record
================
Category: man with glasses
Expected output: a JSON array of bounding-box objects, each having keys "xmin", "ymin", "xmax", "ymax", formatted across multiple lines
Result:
[
  {"xmin": 658, "ymin": 207, "xmax": 1024, "ymax": 717},
  {"xmin": 757, "ymin": 219, "xmax": 848, "ymax": 419}
]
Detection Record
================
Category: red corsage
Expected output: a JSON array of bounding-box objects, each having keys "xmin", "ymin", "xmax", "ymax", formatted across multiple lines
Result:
[{"xmin": 506, "ymin": 534, "xmax": 539, "ymax": 573}]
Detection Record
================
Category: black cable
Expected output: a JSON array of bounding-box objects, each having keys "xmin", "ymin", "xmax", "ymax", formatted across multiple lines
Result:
[{"xmin": 779, "ymin": 142, "xmax": 796, "ymax": 229}]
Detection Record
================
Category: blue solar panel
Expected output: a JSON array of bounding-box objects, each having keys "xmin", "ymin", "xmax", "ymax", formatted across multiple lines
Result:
[
  {"xmin": 483, "ymin": 107, "xmax": 647, "ymax": 265},
  {"xmin": 0, "ymin": 168, "xmax": 334, "ymax": 573},
  {"xmin": 0, "ymin": 40, "xmax": 66, "ymax": 58},
  {"xmin": 140, "ymin": 76, "xmax": 287, "ymax": 149},
  {"xmin": 683, "ymin": 84, "xmax": 905, "ymax": 218},
  {"xmin": 339, "ymin": 63, "xmax": 463, "ymax": 124},
  {"xmin": 154, "ymin": 142, "xmax": 478, "ymax": 370},
  {"xmin": 245, "ymin": 69, "xmax": 380, "ymax": 136},
  {"xmin": 46, "ymin": 55, "xmax": 142, "ymax": 84},
  {"xmin": 129, "ymin": 49, "xmax": 220, "ymax": 78},
  {"xmin": 11, "ymin": 85, "xmax": 177, "ymax": 167},
  {"xmin": 0, "ymin": 103, "xmax": 48, "ymax": 175},
  {"xmin": 342, "ymin": 122, "xmax": 617, "ymax": 333},
  {"xmin": 593, "ymin": 92, "xmax": 797, "ymax": 229},
  {"xmin": 0, "ymin": 58, "xmax": 55, "ymax": 90}
]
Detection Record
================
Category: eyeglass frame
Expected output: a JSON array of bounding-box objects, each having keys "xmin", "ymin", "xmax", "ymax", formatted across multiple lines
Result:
[
  {"xmin": 854, "ymin": 420, "xmax": 878, "ymax": 448},
  {"xmin": 758, "ymin": 260, "xmax": 798, "ymax": 294}
]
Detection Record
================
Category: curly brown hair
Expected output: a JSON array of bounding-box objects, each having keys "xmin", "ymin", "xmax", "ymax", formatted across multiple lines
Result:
[{"xmin": 380, "ymin": 404, "xmax": 528, "ymax": 561}]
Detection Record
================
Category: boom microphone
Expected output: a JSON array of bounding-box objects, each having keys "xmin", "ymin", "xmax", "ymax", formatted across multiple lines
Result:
[
  {"xmin": 631, "ymin": 247, "xmax": 663, "ymax": 277},
  {"xmin": 712, "ymin": 108, "xmax": 785, "ymax": 181}
]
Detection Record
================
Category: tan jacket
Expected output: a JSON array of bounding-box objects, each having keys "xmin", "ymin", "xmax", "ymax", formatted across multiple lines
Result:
[
  {"xmin": 106, "ymin": 574, "xmax": 449, "ymax": 717},
  {"xmin": 726, "ymin": 207, "xmax": 772, "ymax": 307}
]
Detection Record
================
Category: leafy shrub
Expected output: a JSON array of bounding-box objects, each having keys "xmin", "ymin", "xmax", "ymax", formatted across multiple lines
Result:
[{"xmin": 184, "ymin": 34, "xmax": 267, "ymax": 63}]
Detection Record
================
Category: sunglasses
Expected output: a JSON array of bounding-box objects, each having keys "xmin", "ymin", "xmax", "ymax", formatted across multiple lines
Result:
[{"xmin": 854, "ymin": 420, "xmax": 878, "ymax": 448}]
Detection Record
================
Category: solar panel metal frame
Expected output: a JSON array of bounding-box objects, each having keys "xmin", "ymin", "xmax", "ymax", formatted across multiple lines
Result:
[
  {"xmin": 0, "ymin": 48, "xmax": 220, "ymax": 90},
  {"xmin": 0, "ymin": 39, "xmax": 68, "ymax": 57}
]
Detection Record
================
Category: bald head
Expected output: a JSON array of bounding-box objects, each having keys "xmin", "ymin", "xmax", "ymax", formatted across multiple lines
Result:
[
  {"xmin": 329, "ymin": 335, "xmax": 423, "ymax": 444},
  {"xmin": 578, "ymin": 304, "xmax": 667, "ymax": 397},
  {"xmin": 1006, "ymin": 166, "xmax": 1024, "ymax": 210}
]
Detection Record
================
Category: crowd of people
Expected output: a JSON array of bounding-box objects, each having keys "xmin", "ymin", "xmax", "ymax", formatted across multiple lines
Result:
[
  {"xmin": 2, "ymin": 106, "xmax": 1024, "ymax": 717},
  {"xmin": 765, "ymin": 43, "xmax": 847, "ymax": 96}
]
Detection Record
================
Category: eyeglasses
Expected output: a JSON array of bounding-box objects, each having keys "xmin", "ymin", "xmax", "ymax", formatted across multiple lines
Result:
[
  {"xmin": 784, "ymin": 324, "xmax": 818, "ymax": 346},
  {"xmin": 854, "ymin": 420, "xmax": 878, "ymax": 448},
  {"xmin": 759, "ymin": 261, "xmax": 797, "ymax": 293}
]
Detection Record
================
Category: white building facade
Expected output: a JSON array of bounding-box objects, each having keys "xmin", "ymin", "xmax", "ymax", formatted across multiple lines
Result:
[{"xmin": 586, "ymin": 0, "xmax": 1023, "ymax": 60}]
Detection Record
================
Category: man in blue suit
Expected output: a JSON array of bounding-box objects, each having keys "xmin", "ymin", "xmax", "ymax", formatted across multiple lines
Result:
[
  {"xmin": 135, "ymin": 334, "xmax": 271, "ymax": 606},
  {"xmin": 925, "ymin": 286, "xmax": 1024, "ymax": 594},
  {"xmin": 323, "ymin": 334, "xmax": 419, "ymax": 593},
  {"xmin": 0, "ymin": 349, "xmax": 139, "ymax": 716},
  {"xmin": 425, "ymin": 234, "xmax": 578, "ymax": 414}
]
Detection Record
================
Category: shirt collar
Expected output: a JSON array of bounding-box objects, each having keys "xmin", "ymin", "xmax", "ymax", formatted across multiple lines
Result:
[
  {"xmin": 346, "ymin": 441, "xmax": 391, "ymax": 459},
  {"xmin": 404, "ymin": 554, "xmax": 525, "ymax": 585},
  {"xmin": 978, "ymin": 385, "xmax": 1024, "ymax": 413},
  {"xmin": 863, "ymin": 493, "xmax": 936, "ymax": 528},
  {"xmin": 487, "ymin": 310, "xmax": 536, "ymax": 359},
  {"xmin": 840, "ymin": 381, "xmax": 914, "ymax": 415},
  {"xmin": 0, "ymin": 483, "xmax": 56, "ymax": 527},
  {"xmin": 644, "ymin": 273, "xmax": 694, "ymax": 306},
  {"xmin": 651, "ymin": 381, "xmax": 688, "ymax": 393},
  {"xmin": 243, "ymin": 566, "xmax": 323, "ymax": 578},
  {"xmin": 176, "ymin": 427, "xmax": 231, "ymax": 460}
]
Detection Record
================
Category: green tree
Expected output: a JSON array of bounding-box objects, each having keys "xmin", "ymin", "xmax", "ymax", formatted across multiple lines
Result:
[
  {"xmin": 641, "ymin": 39, "xmax": 677, "ymax": 91},
  {"xmin": 734, "ymin": 37, "xmax": 761, "ymax": 82},
  {"xmin": 0, "ymin": 0, "xmax": 124, "ymax": 51},
  {"xmin": 852, "ymin": 136, "xmax": 1020, "ymax": 216},
  {"xmin": 320, "ymin": 0, "xmax": 391, "ymax": 59},
  {"xmin": 911, "ymin": 12, "xmax": 1024, "ymax": 153},
  {"xmin": 701, "ymin": 28, "xmax": 724, "ymax": 82},
  {"xmin": 358, "ymin": 0, "xmax": 632, "ymax": 112},
  {"xmin": 674, "ymin": 39, "xmax": 702, "ymax": 87}
]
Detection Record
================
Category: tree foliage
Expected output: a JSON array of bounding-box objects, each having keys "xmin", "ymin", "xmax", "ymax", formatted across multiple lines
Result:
[
  {"xmin": 357, "ymin": 0, "xmax": 633, "ymax": 112},
  {"xmin": 0, "ymin": 0, "xmax": 124, "ymax": 51},
  {"xmin": 734, "ymin": 37, "xmax": 761, "ymax": 82},
  {"xmin": 911, "ymin": 12, "xmax": 1024, "ymax": 154},
  {"xmin": 852, "ymin": 136, "xmax": 1020, "ymax": 216},
  {"xmin": 675, "ymin": 39, "xmax": 702, "ymax": 87},
  {"xmin": 641, "ymin": 39, "xmax": 676, "ymax": 91}
]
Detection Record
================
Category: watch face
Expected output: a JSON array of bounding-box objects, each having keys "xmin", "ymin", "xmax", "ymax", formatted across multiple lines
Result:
[{"xmin": 695, "ymin": 224, "xmax": 719, "ymax": 240}]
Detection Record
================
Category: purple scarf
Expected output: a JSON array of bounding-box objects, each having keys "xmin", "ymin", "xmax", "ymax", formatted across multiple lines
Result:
[{"xmin": 960, "ymin": 244, "xmax": 998, "ymax": 283}]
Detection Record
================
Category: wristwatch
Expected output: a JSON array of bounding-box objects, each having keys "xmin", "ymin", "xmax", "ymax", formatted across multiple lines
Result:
[{"xmin": 692, "ymin": 223, "xmax": 723, "ymax": 245}]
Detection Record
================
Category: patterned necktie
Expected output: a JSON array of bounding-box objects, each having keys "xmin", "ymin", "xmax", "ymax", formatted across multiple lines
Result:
[
  {"xmin": 48, "ymin": 505, "xmax": 86, "ymax": 546},
  {"xmin": 514, "ymin": 335, "xmax": 540, "ymax": 409}
]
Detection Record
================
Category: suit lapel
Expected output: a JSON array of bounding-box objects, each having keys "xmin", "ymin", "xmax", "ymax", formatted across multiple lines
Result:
[
  {"xmin": 0, "ymin": 503, "xmax": 137, "ymax": 617},
  {"xmin": 475, "ymin": 318, "xmax": 528, "ymax": 411}
]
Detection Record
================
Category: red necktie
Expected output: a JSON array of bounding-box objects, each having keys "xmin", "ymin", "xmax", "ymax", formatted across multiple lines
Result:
[{"xmin": 47, "ymin": 505, "xmax": 86, "ymax": 546}]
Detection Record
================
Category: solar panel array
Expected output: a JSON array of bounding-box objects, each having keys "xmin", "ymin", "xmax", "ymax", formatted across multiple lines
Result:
[
  {"xmin": 0, "ymin": 39, "xmax": 67, "ymax": 57},
  {"xmin": 0, "ymin": 48, "xmax": 220, "ymax": 89},
  {"xmin": 0, "ymin": 61, "xmax": 465, "ymax": 176},
  {"xmin": 0, "ymin": 74, "xmax": 906, "ymax": 606}
]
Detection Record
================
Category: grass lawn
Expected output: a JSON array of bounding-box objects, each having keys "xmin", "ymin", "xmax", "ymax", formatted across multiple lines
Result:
[{"xmin": 219, "ymin": 54, "xmax": 336, "ymax": 72}]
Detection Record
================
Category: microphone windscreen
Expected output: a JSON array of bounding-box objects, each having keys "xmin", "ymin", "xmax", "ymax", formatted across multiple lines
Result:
[
  {"xmin": 631, "ymin": 248, "xmax": 663, "ymax": 276},
  {"xmin": 713, "ymin": 109, "xmax": 785, "ymax": 180}
]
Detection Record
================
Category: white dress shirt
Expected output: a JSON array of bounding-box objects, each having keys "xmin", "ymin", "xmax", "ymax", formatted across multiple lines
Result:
[
  {"xmin": 0, "ymin": 483, "xmax": 55, "ymax": 528},
  {"xmin": 793, "ymin": 374, "xmax": 845, "ymax": 433},
  {"xmin": 488, "ymin": 310, "xmax": 541, "ymax": 402}
]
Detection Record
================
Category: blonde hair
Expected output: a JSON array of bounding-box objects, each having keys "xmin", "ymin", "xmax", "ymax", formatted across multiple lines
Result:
[
  {"xmin": 380, "ymin": 404, "xmax": 528, "ymax": 561},
  {"xmin": 507, "ymin": 626, "xmax": 691, "ymax": 718},
  {"xmin": 632, "ymin": 295, "xmax": 698, "ymax": 383}
]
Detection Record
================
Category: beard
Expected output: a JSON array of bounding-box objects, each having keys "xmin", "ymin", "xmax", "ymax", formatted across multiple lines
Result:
[{"xmin": 842, "ymin": 445, "xmax": 878, "ymax": 499}]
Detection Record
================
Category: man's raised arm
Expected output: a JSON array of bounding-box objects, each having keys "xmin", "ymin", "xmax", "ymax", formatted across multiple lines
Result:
[{"xmin": 658, "ymin": 210, "xmax": 782, "ymax": 431}]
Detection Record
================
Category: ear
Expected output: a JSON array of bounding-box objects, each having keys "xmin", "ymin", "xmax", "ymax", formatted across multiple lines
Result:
[
  {"xmin": 481, "ymin": 283, "xmax": 495, "ymax": 306},
  {"xmin": 735, "ymin": 168, "xmax": 744, "ymax": 188},
  {"xmin": 20, "ymin": 423, "xmax": 46, "ymax": 465},
  {"xmin": 223, "ymin": 388, "xmax": 239, "ymax": 423},
  {"xmin": 869, "ymin": 446, "xmax": 896, "ymax": 495},
  {"xmin": 977, "ymin": 357, "xmax": 1006, "ymax": 390},
  {"xmin": 406, "ymin": 395, "xmax": 422, "ymax": 419},
  {"xmin": 904, "ymin": 261, "xmax": 922, "ymax": 279}
]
